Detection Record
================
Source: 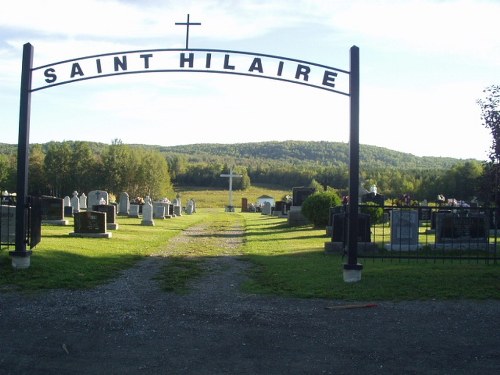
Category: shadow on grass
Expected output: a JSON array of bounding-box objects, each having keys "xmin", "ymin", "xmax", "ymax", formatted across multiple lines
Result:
[{"xmin": 0, "ymin": 250, "xmax": 143, "ymax": 292}]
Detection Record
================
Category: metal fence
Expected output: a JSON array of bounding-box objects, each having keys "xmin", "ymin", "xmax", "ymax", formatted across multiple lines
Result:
[
  {"xmin": 1, "ymin": 194, "xmax": 41, "ymax": 251},
  {"xmin": 328, "ymin": 205, "xmax": 499, "ymax": 263}
]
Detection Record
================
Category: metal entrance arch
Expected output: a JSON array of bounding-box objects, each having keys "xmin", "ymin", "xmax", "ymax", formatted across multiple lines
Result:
[{"xmin": 13, "ymin": 43, "xmax": 362, "ymax": 281}]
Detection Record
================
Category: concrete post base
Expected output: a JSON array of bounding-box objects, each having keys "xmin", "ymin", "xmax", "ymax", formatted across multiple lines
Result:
[
  {"xmin": 343, "ymin": 263, "xmax": 363, "ymax": 283},
  {"xmin": 9, "ymin": 251, "xmax": 32, "ymax": 269}
]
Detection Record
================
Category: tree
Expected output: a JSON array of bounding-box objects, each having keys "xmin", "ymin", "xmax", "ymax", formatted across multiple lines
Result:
[
  {"xmin": 28, "ymin": 144, "xmax": 46, "ymax": 195},
  {"xmin": 44, "ymin": 142, "xmax": 72, "ymax": 197},
  {"xmin": 0, "ymin": 154, "xmax": 12, "ymax": 191},
  {"xmin": 478, "ymin": 85, "xmax": 500, "ymax": 162},
  {"xmin": 478, "ymin": 85, "xmax": 500, "ymax": 204},
  {"xmin": 301, "ymin": 190, "xmax": 342, "ymax": 228}
]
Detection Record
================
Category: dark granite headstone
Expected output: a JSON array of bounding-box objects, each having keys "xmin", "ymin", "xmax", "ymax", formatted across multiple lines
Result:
[
  {"xmin": 241, "ymin": 198, "xmax": 248, "ymax": 212},
  {"xmin": 73, "ymin": 211, "xmax": 106, "ymax": 234},
  {"xmin": 331, "ymin": 213, "xmax": 371, "ymax": 243},
  {"xmin": 41, "ymin": 197, "xmax": 64, "ymax": 221},
  {"xmin": 436, "ymin": 212, "xmax": 488, "ymax": 244},
  {"xmin": 292, "ymin": 187, "xmax": 315, "ymax": 206},
  {"xmin": 92, "ymin": 204, "xmax": 118, "ymax": 230}
]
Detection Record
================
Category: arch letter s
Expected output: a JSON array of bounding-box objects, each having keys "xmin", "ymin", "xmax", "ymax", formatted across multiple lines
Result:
[{"xmin": 44, "ymin": 68, "xmax": 57, "ymax": 83}]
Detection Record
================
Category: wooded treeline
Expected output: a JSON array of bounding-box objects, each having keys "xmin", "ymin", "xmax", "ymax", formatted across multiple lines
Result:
[{"xmin": 0, "ymin": 140, "xmax": 489, "ymax": 203}]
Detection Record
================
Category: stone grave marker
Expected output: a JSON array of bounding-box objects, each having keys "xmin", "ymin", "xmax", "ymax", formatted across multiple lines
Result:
[
  {"xmin": 435, "ymin": 212, "xmax": 489, "ymax": 249},
  {"xmin": 153, "ymin": 203, "xmax": 166, "ymax": 219},
  {"xmin": 40, "ymin": 196, "xmax": 68, "ymax": 225},
  {"xmin": 261, "ymin": 201, "xmax": 272, "ymax": 215},
  {"xmin": 87, "ymin": 190, "xmax": 109, "ymax": 209},
  {"xmin": 186, "ymin": 199, "xmax": 195, "ymax": 215},
  {"xmin": 79, "ymin": 193, "xmax": 87, "ymax": 210},
  {"xmin": 63, "ymin": 196, "xmax": 72, "ymax": 217},
  {"xmin": 141, "ymin": 200, "xmax": 155, "ymax": 226},
  {"xmin": 129, "ymin": 204, "xmax": 140, "ymax": 218},
  {"xmin": 117, "ymin": 192, "xmax": 129, "ymax": 216},
  {"xmin": 69, "ymin": 211, "xmax": 111, "ymax": 238},
  {"xmin": 92, "ymin": 204, "xmax": 119, "ymax": 230},
  {"xmin": 292, "ymin": 187, "xmax": 315, "ymax": 207},
  {"xmin": 70, "ymin": 191, "xmax": 80, "ymax": 214},
  {"xmin": 324, "ymin": 212, "xmax": 373, "ymax": 253},
  {"xmin": 387, "ymin": 209, "xmax": 419, "ymax": 251}
]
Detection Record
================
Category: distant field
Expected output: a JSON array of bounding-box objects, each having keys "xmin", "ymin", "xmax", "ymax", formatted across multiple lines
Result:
[{"xmin": 174, "ymin": 184, "xmax": 291, "ymax": 209}]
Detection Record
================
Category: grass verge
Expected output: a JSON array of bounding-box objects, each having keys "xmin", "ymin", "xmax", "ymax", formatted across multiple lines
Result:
[
  {"xmin": 241, "ymin": 213, "xmax": 500, "ymax": 300},
  {"xmin": 0, "ymin": 212, "xmax": 207, "ymax": 292},
  {"xmin": 1, "ymin": 208, "xmax": 499, "ymax": 300}
]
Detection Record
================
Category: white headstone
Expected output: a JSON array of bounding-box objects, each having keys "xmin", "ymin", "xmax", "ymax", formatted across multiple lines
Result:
[
  {"xmin": 70, "ymin": 191, "xmax": 80, "ymax": 213},
  {"xmin": 141, "ymin": 201, "xmax": 155, "ymax": 226},
  {"xmin": 63, "ymin": 196, "xmax": 71, "ymax": 207},
  {"xmin": 261, "ymin": 201, "xmax": 272, "ymax": 215},
  {"xmin": 88, "ymin": 190, "xmax": 109, "ymax": 210},
  {"xmin": 186, "ymin": 199, "xmax": 194, "ymax": 215},
  {"xmin": 79, "ymin": 193, "xmax": 87, "ymax": 209},
  {"xmin": 118, "ymin": 192, "xmax": 130, "ymax": 215},
  {"xmin": 387, "ymin": 209, "xmax": 419, "ymax": 251}
]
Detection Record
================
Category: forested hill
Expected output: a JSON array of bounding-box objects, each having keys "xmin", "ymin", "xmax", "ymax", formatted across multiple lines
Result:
[
  {"xmin": 154, "ymin": 141, "xmax": 468, "ymax": 170},
  {"xmin": 1, "ymin": 140, "xmax": 472, "ymax": 170}
]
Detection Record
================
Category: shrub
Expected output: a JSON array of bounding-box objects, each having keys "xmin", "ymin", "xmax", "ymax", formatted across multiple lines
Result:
[
  {"xmin": 301, "ymin": 190, "xmax": 342, "ymax": 228},
  {"xmin": 360, "ymin": 202, "xmax": 384, "ymax": 224}
]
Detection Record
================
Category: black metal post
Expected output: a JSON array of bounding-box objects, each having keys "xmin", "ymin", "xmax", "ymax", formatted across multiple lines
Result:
[
  {"xmin": 343, "ymin": 45, "xmax": 363, "ymax": 281},
  {"xmin": 10, "ymin": 43, "xmax": 33, "ymax": 264}
]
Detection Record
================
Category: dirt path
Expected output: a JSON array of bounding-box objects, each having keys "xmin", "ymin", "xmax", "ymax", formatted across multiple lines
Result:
[{"xmin": 0, "ymin": 221, "xmax": 499, "ymax": 374}]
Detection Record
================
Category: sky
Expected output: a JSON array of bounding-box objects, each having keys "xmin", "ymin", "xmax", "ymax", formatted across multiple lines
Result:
[{"xmin": 1, "ymin": 0, "xmax": 499, "ymax": 160}]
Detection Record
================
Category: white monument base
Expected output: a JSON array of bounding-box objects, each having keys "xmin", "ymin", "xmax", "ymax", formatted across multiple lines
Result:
[
  {"xmin": 107, "ymin": 223, "xmax": 119, "ymax": 230},
  {"xmin": 343, "ymin": 263, "xmax": 363, "ymax": 283},
  {"xmin": 10, "ymin": 254, "xmax": 31, "ymax": 269},
  {"xmin": 141, "ymin": 220, "xmax": 155, "ymax": 226}
]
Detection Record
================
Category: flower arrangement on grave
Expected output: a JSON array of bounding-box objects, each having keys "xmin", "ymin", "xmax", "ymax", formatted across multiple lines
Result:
[{"xmin": 132, "ymin": 197, "xmax": 145, "ymax": 205}]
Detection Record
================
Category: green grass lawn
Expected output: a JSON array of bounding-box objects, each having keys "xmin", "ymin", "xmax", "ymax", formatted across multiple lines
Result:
[{"xmin": 1, "ymin": 206, "xmax": 499, "ymax": 300}]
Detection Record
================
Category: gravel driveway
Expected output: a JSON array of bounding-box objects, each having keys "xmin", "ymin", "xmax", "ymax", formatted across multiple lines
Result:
[{"xmin": 1, "ymin": 222, "xmax": 499, "ymax": 374}]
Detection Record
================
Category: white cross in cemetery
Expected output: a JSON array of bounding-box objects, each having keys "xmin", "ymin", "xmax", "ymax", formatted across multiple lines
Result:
[{"xmin": 220, "ymin": 167, "xmax": 242, "ymax": 212}]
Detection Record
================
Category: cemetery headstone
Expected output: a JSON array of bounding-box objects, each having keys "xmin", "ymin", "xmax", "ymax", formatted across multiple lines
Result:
[
  {"xmin": 241, "ymin": 198, "xmax": 248, "ymax": 212},
  {"xmin": 292, "ymin": 187, "xmax": 315, "ymax": 207},
  {"xmin": 63, "ymin": 196, "xmax": 71, "ymax": 207},
  {"xmin": 71, "ymin": 191, "xmax": 80, "ymax": 214},
  {"xmin": 129, "ymin": 204, "xmax": 140, "ymax": 218},
  {"xmin": 92, "ymin": 204, "xmax": 118, "ymax": 230},
  {"xmin": 435, "ymin": 212, "xmax": 489, "ymax": 249},
  {"xmin": 141, "ymin": 200, "xmax": 155, "ymax": 226},
  {"xmin": 324, "ymin": 213, "xmax": 373, "ymax": 254},
  {"xmin": 261, "ymin": 201, "xmax": 272, "ymax": 215},
  {"xmin": 153, "ymin": 203, "xmax": 166, "ymax": 219},
  {"xmin": 118, "ymin": 192, "xmax": 130, "ymax": 216},
  {"xmin": 63, "ymin": 196, "xmax": 72, "ymax": 217},
  {"xmin": 79, "ymin": 193, "xmax": 87, "ymax": 210},
  {"xmin": 387, "ymin": 209, "xmax": 419, "ymax": 251},
  {"xmin": 173, "ymin": 199, "xmax": 182, "ymax": 217},
  {"xmin": 273, "ymin": 201, "xmax": 284, "ymax": 217},
  {"xmin": 288, "ymin": 187, "xmax": 315, "ymax": 226},
  {"xmin": 69, "ymin": 211, "xmax": 111, "ymax": 238},
  {"xmin": 40, "ymin": 196, "xmax": 68, "ymax": 225},
  {"xmin": 186, "ymin": 199, "xmax": 195, "ymax": 215},
  {"xmin": 87, "ymin": 190, "xmax": 109, "ymax": 210}
]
